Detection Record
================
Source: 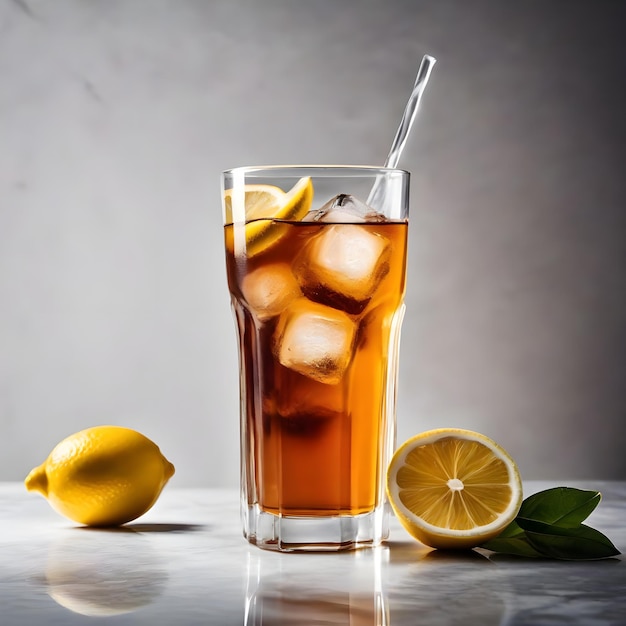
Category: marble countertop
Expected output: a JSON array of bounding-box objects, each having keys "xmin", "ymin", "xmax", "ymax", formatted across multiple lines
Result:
[{"xmin": 1, "ymin": 481, "xmax": 624, "ymax": 625}]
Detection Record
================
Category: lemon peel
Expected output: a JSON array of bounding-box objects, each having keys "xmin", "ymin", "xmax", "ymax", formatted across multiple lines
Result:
[{"xmin": 25, "ymin": 425, "xmax": 175, "ymax": 526}]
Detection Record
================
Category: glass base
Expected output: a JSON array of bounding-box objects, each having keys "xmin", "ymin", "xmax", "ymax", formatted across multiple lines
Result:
[{"xmin": 242, "ymin": 503, "xmax": 390, "ymax": 552}]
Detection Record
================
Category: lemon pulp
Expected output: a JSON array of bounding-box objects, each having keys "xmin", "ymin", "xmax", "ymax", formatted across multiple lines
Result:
[
  {"xmin": 224, "ymin": 176, "xmax": 313, "ymax": 256},
  {"xmin": 387, "ymin": 428, "xmax": 523, "ymax": 549}
]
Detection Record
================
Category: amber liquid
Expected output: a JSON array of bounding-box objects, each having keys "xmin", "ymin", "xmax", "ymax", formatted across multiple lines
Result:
[{"xmin": 225, "ymin": 219, "xmax": 408, "ymax": 517}]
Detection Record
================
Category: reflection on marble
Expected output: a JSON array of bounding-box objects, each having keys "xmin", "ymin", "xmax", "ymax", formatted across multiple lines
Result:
[
  {"xmin": 245, "ymin": 548, "xmax": 388, "ymax": 625},
  {"xmin": 0, "ymin": 482, "xmax": 624, "ymax": 625},
  {"xmin": 42, "ymin": 528, "xmax": 168, "ymax": 616}
]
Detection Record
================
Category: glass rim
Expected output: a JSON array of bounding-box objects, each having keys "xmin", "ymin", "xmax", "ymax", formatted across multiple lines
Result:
[{"xmin": 222, "ymin": 164, "xmax": 410, "ymax": 177}]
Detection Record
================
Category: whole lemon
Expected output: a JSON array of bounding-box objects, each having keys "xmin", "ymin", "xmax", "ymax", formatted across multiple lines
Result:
[{"xmin": 24, "ymin": 425, "xmax": 175, "ymax": 526}]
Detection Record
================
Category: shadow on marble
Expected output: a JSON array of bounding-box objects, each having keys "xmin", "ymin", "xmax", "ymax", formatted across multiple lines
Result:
[
  {"xmin": 122, "ymin": 522, "xmax": 207, "ymax": 533},
  {"xmin": 386, "ymin": 540, "xmax": 496, "ymax": 566},
  {"xmin": 485, "ymin": 552, "xmax": 623, "ymax": 566},
  {"xmin": 69, "ymin": 522, "xmax": 208, "ymax": 534},
  {"xmin": 418, "ymin": 548, "xmax": 493, "ymax": 564}
]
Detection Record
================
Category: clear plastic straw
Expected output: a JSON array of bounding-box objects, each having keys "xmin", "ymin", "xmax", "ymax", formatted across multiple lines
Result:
[{"xmin": 368, "ymin": 54, "xmax": 436, "ymax": 208}]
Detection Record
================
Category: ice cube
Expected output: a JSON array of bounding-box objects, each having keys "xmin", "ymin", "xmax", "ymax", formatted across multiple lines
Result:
[
  {"xmin": 273, "ymin": 298, "xmax": 357, "ymax": 384},
  {"xmin": 306, "ymin": 194, "xmax": 387, "ymax": 223},
  {"xmin": 294, "ymin": 223, "xmax": 390, "ymax": 314},
  {"xmin": 241, "ymin": 263, "xmax": 300, "ymax": 321}
]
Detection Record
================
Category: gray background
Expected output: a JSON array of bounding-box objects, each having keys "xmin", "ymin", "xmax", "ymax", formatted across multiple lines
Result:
[{"xmin": 1, "ymin": 0, "xmax": 625, "ymax": 486}]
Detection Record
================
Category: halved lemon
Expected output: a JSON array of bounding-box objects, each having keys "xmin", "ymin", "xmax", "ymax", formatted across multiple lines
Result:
[
  {"xmin": 224, "ymin": 176, "xmax": 313, "ymax": 257},
  {"xmin": 386, "ymin": 428, "xmax": 523, "ymax": 550}
]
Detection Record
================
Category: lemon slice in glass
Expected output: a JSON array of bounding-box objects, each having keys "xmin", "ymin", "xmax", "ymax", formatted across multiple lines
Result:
[
  {"xmin": 224, "ymin": 176, "xmax": 313, "ymax": 257},
  {"xmin": 386, "ymin": 428, "xmax": 523, "ymax": 549}
]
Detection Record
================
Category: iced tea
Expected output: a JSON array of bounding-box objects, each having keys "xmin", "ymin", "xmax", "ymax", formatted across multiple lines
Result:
[{"xmin": 223, "ymin": 167, "xmax": 409, "ymax": 550}]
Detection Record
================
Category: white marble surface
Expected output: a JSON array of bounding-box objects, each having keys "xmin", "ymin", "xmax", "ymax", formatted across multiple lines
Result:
[{"xmin": 1, "ymin": 481, "xmax": 624, "ymax": 625}]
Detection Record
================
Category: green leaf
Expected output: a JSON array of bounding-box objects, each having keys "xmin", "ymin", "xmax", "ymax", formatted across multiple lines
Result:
[
  {"xmin": 481, "ymin": 520, "xmax": 544, "ymax": 557},
  {"xmin": 479, "ymin": 486, "xmax": 620, "ymax": 560},
  {"xmin": 492, "ymin": 519, "xmax": 525, "ymax": 539},
  {"xmin": 525, "ymin": 523, "xmax": 621, "ymax": 560},
  {"xmin": 517, "ymin": 487, "xmax": 601, "ymax": 528},
  {"xmin": 516, "ymin": 517, "xmax": 571, "ymax": 534},
  {"xmin": 481, "ymin": 535, "xmax": 544, "ymax": 558}
]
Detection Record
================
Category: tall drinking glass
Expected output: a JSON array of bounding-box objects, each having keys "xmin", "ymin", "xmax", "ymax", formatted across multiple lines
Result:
[{"xmin": 222, "ymin": 166, "xmax": 409, "ymax": 551}]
